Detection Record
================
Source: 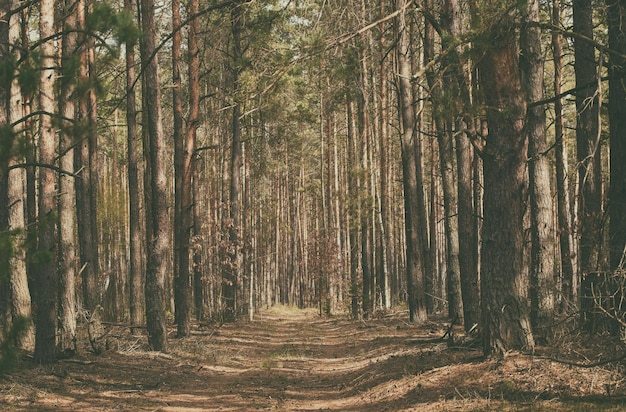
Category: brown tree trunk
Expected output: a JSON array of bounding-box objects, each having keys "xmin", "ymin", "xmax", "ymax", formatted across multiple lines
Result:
[
  {"xmin": 188, "ymin": 0, "xmax": 201, "ymax": 321},
  {"xmin": 6, "ymin": 2, "xmax": 34, "ymax": 350},
  {"xmin": 396, "ymin": 0, "xmax": 427, "ymax": 323},
  {"xmin": 424, "ymin": 0, "xmax": 463, "ymax": 323},
  {"xmin": 75, "ymin": 0, "xmax": 99, "ymax": 312},
  {"xmin": 140, "ymin": 0, "xmax": 169, "ymax": 351},
  {"xmin": 172, "ymin": 0, "xmax": 192, "ymax": 337},
  {"xmin": 476, "ymin": 9, "xmax": 534, "ymax": 355},
  {"xmin": 436, "ymin": 0, "xmax": 481, "ymax": 331},
  {"xmin": 21, "ymin": 7, "xmax": 36, "ymax": 304},
  {"xmin": 58, "ymin": 0, "xmax": 79, "ymax": 354},
  {"xmin": 222, "ymin": 1, "xmax": 245, "ymax": 321},
  {"xmin": 34, "ymin": 0, "xmax": 59, "ymax": 363},
  {"xmin": 606, "ymin": 0, "xmax": 626, "ymax": 336},
  {"xmin": 0, "ymin": 0, "xmax": 11, "ymax": 334},
  {"xmin": 125, "ymin": 0, "xmax": 144, "ymax": 331},
  {"xmin": 607, "ymin": 0, "xmax": 626, "ymax": 270},
  {"xmin": 377, "ymin": 10, "xmax": 392, "ymax": 308},
  {"xmin": 573, "ymin": 0, "xmax": 603, "ymax": 330},
  {"xmin": 347, "ymin": 94, "xmax": 360, "ymax": 319},
  {"xmin": 521, "ymin": 0, "xmax": 556, "ymax": 342},
  {"xmin": 553, "ymin": 0, "xmax": 576, "ymax": 313}
]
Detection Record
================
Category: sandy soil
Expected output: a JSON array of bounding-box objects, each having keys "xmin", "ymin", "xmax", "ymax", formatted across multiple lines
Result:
[{"xmin": 1, "ymin": 306, "xmax": 626, "ymax": 411}]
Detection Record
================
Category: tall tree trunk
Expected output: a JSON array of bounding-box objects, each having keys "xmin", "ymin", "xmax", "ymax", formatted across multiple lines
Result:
[
  {"xmin": 424, "ymin": 0, "xmax": 463, "ymax": 324},
  {"xmin": 435, "ymin": 0, "xmax": 481, "ymax": 331},
  {"xmin": 58, "ymin": 0, "xmax": 79, "ymax": 354},
  {"xmin": 347, "ymin": 94, "xmax": 360, "ymax": 319},
  {"xmin": 140, "ymin": 0, "xmax": 169, "ymax": 351},
  {"xmin": 34, "ymin": 0, "xmax": 58, "ymax": 363},
  {"xmin": 172, "ymin": 0, "xmax": 192, "ymax": 337},
  {"xmin": 21, "ymin": 7, "xmax": 36, "ymax": 306},
  {"xmin": 223, "ymin": 0, "xmax": 245, "ymax": 321},
  {"xmin": 553, "ymin": 0, "xmax": 576, "ymax": 312},
  {"xmin": 75, "ymin": 0, "xmax": 99, "ymax": 312},
  {"xmin": 607, "ymin": 0, "xmax": 626, "ymax": 270},
  {"xmin": 573, "ymin": 0, "xmax": 603, "ymax": 329},
  {"xmin": 6, "ymin": 1, "xmax": 34, "ymax": 350},
  {"xmin": 188, "ymin": 0, "xmax": 201, "ymax": 321},
  {"xmin": 396, "ymin": 0, "xmax": 427, "ymax": 323},
  {"xmin": 521, "ymin": 0, "xmax": 556, "ymax": 343},
  {"xmin": 456, "ymin": 124, "xmax": 480, "ymax": 330},
  {"xmin": 606, "ymin": 0, "xmax": 626, "ymax": 336},
  {"xmin": 0, "ymin": 0, "xmax": 12, "ymax": 333},
  {"xmin": 357, "ymin": 77, "xmax": 373, "ymax": 319},
  {"xmin": 476, "ymin": 8, "xmax": 534, "ymax": 355},
  {"xmin": 377, "ymin": 12, "xmax": 392, "ymax": 309},
  {"xmin": 125, "ymin": 0, "xmax": 144, "ymax": 331}
]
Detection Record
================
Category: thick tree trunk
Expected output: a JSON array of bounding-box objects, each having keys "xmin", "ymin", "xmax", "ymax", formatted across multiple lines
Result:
[
  {"xmin": 0, "ymin": 0, "xmax": 11, "ymax": 335},
  {"xmin": 606, "ymin": 0, "xmax": 626, "ymax": 336},
  {"xmin": 140, "ymin": 0, "xmax": 169, "ymax": 351},
  {"xmin": 607, "ymin": 0, "xmax": 626, "ymax": 270},
  {"xmin": 6, "ymin": 3, "xmax": 34, "ymax": 350},
  {"xmin": 477, "ymin": 13, "xmax": 534, "ymax": 355},
  {"xmin": 34, "ymin": 0, "xmax": 58, "ymax": 363},
  {"xmin": 521, "ymin": 0, "xmax": 556, "ymax": 343},
  {"xmin": 573, "ymin": 0, "xmax": 603, "ymax": 329},
  {"xmin": 397, "ymin": 0, "xmax": 427, "ymax": 323}
]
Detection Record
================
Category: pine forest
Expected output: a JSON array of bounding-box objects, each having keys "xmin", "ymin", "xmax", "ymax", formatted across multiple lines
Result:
[{"xmin": 2, "ymin": 0, "xmax": 626, "ymax": 409}]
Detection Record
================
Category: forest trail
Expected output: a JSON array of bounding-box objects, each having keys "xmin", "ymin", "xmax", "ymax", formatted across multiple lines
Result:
[{"xmin": 1, "ymin": 306, "xmax": 626, "ymax": 411}]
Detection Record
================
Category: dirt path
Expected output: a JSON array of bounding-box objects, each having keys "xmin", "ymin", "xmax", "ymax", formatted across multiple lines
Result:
[{"xmin": 1, "ymin": 306, "xmax": 626, "ymax": 411}]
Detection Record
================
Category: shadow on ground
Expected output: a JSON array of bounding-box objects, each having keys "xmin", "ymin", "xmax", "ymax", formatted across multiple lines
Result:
[{"xmin": 1, "ymin": 307, "xmax": 626, "ymax": 411}]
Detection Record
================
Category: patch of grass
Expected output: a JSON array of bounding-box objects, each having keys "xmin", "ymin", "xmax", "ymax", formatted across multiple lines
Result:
[{"xmin": 260, "ymin": 357, "xmax": 283, "ymax": 370}]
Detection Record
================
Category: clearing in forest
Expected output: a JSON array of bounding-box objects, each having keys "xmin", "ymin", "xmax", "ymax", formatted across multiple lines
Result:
[{"xmin": 1, "ymin": 306, "xmax": 626, "ymax": 411}]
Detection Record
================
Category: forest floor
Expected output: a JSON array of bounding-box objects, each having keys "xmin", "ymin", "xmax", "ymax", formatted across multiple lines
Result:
[{"xmin": 2, "ymin": 306, "xmax": 626, "ymax": 411}]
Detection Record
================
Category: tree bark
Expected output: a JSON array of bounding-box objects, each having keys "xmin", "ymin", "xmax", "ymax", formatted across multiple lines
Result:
[
  {"xmin": 188, "ymin": 0, "xmax": 201, "ymax": 321},
  {"xmin": 125, "ymin": 0, "xmax": 145, "ymax": 332},
  {"xmin": 75, "ymin": 0, "xmax": 100, "ymax": 312},
  {"xmin": 0, "ymin": 0, "xmax": 34, "ymax": 350},
  {"xmin": 396, "ymin": 0, "xmax": 427, "ymax": 323},
  {"xmin": 346, "ymin": 94, "xmax": 360, "ymax": 319},
  {"xmin": 172, "ymin": 0, "xmax": 192, "ymax": 337},
  {"xmin": 58, "ymin": 0, "xmax": 79, "ymax": 354},
  {"xmin": 573, "ymin": 0, "xmax": 603, "ymax": 330},
  {"xmin": 607, "ymin": 0, "xmax": 626, "ymax": 270},
  {"xmin": 34, "ymin": 0, "xmax": 59, "ymax": 363},
  {"xmin": 476, "ymin": 8, "xmax": 534, "ymax": 355},
  {"xmin": 140, "ymin": 0, "xmax": 169, "ymax": 351},
  {"xmin": 424, "ymin": 0, "xmax": 463, "ymax": 324},
  {"xmin": 222, "ymin": 0, "xmax": 245, "ymax": 321},
  {"xmin": 8, "ymin": 0, "xmax": 34, "ymax": 350},
  {"xmin": 377, "ymin": 6, "xmax": 392, "ymax": 309},
  {"xmin": 606, "ymin": 0, "xmax": 626, "ymax": 336},
  {"xmin": 552, "ymin": 0, "xmax": 576, "ymax": 313},
  {"xmin": 521, "ymin": 0, "xmax": 556, "ymax": 343}
]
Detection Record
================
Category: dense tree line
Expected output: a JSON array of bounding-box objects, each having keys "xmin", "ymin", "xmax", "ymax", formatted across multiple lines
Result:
[{"xmin": 1, "ymin": 0, "xmax": 626, "ymax": 365}]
